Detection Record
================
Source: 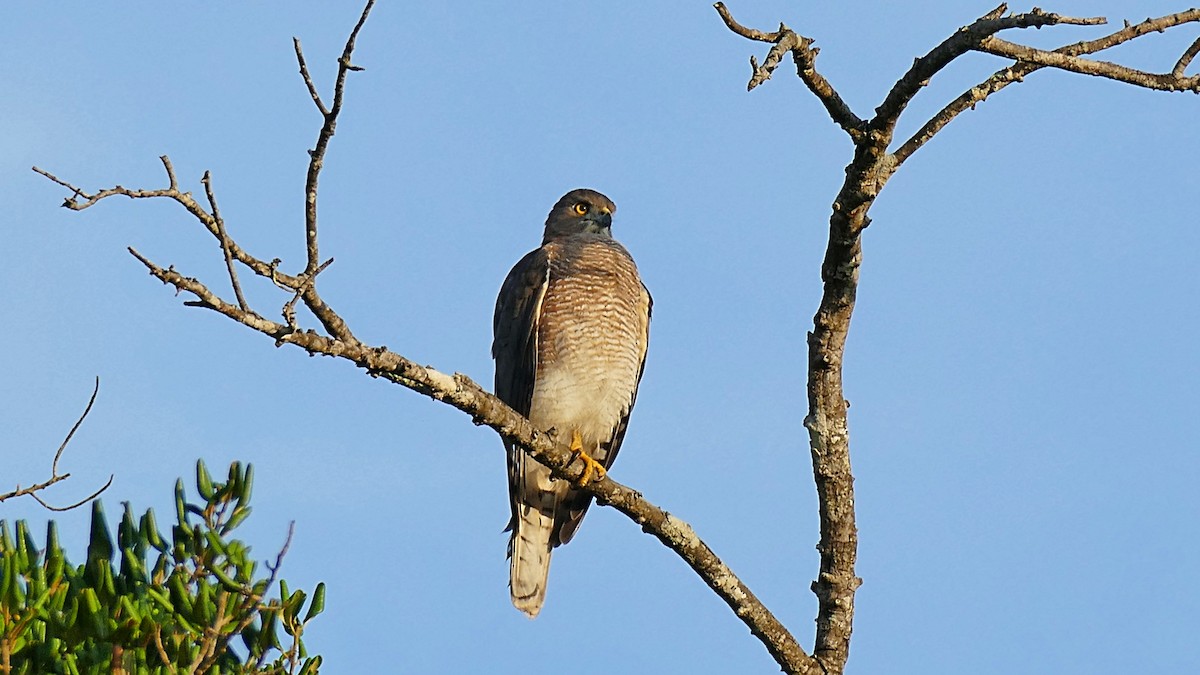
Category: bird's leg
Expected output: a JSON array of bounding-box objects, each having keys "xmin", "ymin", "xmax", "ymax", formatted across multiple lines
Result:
[{"xmin": 568, "ymin": 430, "xmax": 606, "ymax": 486}]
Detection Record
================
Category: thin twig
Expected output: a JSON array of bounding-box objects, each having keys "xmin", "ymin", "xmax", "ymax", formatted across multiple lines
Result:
[
  {"xmin": 299, "ymin": 0, "xmax": 375, "ymax": 279},
  {"xmin": 33, "ymin": 157, "xmax": 358, "ymax": 342},
  {"xmin": 0, "ymin": 477, "xmax": 68, "ymax": 505},
  {"xmin": 202, "ymin": 171, "xmax": 252, "ymax": 313},
  {"xmin": 196, "ymin": 521, "xmax": 295, "ymax": 674},
  {"xmin": 293, "ymin": 38, "xmax": 329, "ymax": 116},
  {"xmin": 33, "ymin": 158, "xmax": 308, "ymax": 293},
  {"xmin": 54, "ymin": 376, "xmax": 99, "ymax": 476},
  {"xmin": 1055, "ymin": 9, "xmax": 1200, "ymax": 56},
  {"xmin": 267, "ymin": 522, "xmax": 296, "ymax": 577},
  {"xmin": 282, "ymin": 257, "xmax": 333, "ymax": 328},
  {"xmin": 285, "ymin": 2, "xmax": 374, "ymax": 346},
  {"xmin": 29, "ymin": 475, "xmax": 114, "ymax": 513},
  {"xmin": 253, "ymin": 522, "xmax": 296, "ymax": 671},
  {"xmin": 32, "ymin": 163, "xmax": 178, "ymax": 211},
  {"xmin": 1, "ymin": 377, "xmax": 112, "ymax": 510}
]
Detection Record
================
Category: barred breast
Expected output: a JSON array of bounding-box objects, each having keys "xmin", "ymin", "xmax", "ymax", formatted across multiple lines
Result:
[{"xmin": 528, "ymin": 234, "xmax": 649, "ymax": 450}]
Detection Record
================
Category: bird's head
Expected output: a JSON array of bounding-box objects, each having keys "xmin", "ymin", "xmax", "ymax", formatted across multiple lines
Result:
[{"xmin": 542, "ymin": 188, "xmax": 616, "ymax": 243}]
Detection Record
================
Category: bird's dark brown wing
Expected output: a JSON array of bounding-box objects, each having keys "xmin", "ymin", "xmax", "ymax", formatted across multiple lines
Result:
[{"xmin": 493, "ymin": 247, "xmax": 551, "ymax": 530}]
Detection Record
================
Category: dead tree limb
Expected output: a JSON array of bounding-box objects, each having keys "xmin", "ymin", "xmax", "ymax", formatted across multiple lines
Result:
[
  {"xmin": 716, "ymin": 2, "xmax": 1200, "ymax": 673},
  {"xmin": 32, "ymin": 2, "xmax": 808, "ymax": 670},
  {"xmin": 1, "ymin": 377, "xmax": 113, "ymax": 511}
]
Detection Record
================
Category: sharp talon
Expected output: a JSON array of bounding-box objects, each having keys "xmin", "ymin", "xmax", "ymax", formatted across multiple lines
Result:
[{"xmin": 567, "ymin": 430, "xmax": 606, "ymax": 486}]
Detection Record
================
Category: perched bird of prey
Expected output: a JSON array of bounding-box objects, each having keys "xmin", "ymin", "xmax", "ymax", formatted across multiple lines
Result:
[{"xmin": 492, "ymin": 188, "xmax": 652, "ymax": 618}]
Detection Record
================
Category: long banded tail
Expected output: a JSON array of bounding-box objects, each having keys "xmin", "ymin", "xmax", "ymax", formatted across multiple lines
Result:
[{"xmin": 509, "ymin": 507, "xmax": 554, "ymax": 618}]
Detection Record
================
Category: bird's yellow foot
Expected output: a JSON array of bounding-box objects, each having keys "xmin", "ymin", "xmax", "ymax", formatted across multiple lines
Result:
[{"xmin": 568, "ymin": 430, "xmax": 606, "ymax": 486}]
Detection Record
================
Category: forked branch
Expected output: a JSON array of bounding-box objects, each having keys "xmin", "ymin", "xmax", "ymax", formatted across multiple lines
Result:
[
  {"xmin": 715, "ymin": 2, "xmax": 865, "ymax": 140},
  {"xmin": 33, "ymin": 2, "xmax": 808, "ymax": 672},
  {"xmin": 1, "ymin": 377, "xmax": 113, "ymax": 511},
  {"xmin": 718, "ymin": 3, "xmax": 1200, "ymax": 674}
]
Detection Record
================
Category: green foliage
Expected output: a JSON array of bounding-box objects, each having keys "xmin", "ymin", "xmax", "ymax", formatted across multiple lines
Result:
[{"xmin": 0, "ymin": 460, "xmax": 324, "ymax": 674}]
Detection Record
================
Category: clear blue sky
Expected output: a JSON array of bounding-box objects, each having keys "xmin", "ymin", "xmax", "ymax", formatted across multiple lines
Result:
[{"xmin": 4, "ymin": 2, "xmax": 1198, "ymax": 673}]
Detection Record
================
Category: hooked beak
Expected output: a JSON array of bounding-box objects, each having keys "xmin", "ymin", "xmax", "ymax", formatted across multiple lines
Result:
[{"xmin": 583, "ymin": 209, "xmax": 612, "ymax": 234}]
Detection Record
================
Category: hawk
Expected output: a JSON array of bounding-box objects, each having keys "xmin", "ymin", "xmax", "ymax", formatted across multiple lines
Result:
[{"xmin": 492, "ymin": 188, "xmax": 651, "ymax": 618}]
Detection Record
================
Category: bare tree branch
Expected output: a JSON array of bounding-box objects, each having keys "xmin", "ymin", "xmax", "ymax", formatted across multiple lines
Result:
[
  {"xmin": 977, "ymin": 33, "xmax": 1200, "ymax": 91},
  {"xmin": 893, "ymin": 8, "xmax": 1200, "ymax": 164},
  {"xmin": 718, "ymin": 3, "xmax": 1200, "ymax": 674},
  {"xmin": 872, "ymin": 6, "xmax": 1104, "ymax": 144},
  {"xmin": 282, "ymin": 257, "xmax": 333, "ymax": 330},
  {"xmin": 34, "ymin": 3, "xmax": 809, "ymax": 671},
  {"xmin": 201, "ymin": 170, "xmax": 252, "ymax": 314},
  {"xmin": 293, "ymin": 38, "xmax": 329, "ymax": 117},
  {"xmin": 893, "ymin": 61, "xmax": 1038, "ymax": 165},
  {"xmin": 33, "ymin": 160, "xmax": 306, "ymax": 291},
  {"xmin": 1, "ymin": 377, "xmax": 114, "ymax": 510},
  {"xmin": 291, "ymin": 0, "xmax": 370, "ymax": 345},
  {"xmin": 715, "ymin": 3, "xmax": 865, "ymax": 141},
  {"xmin": 297, "ymin": 0, "xmax": 372, "ymax": 283}
]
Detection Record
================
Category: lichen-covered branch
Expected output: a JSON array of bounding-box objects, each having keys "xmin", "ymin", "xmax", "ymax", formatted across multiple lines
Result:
[{"xmin": 718, "ymin": 3, "xmax": 1200, "ymax": 674}]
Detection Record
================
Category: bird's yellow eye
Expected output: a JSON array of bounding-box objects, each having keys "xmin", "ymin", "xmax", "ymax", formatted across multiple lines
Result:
[{"xmin": 572, "ymin": 202, "xmax": 589, "ymax": 216}]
